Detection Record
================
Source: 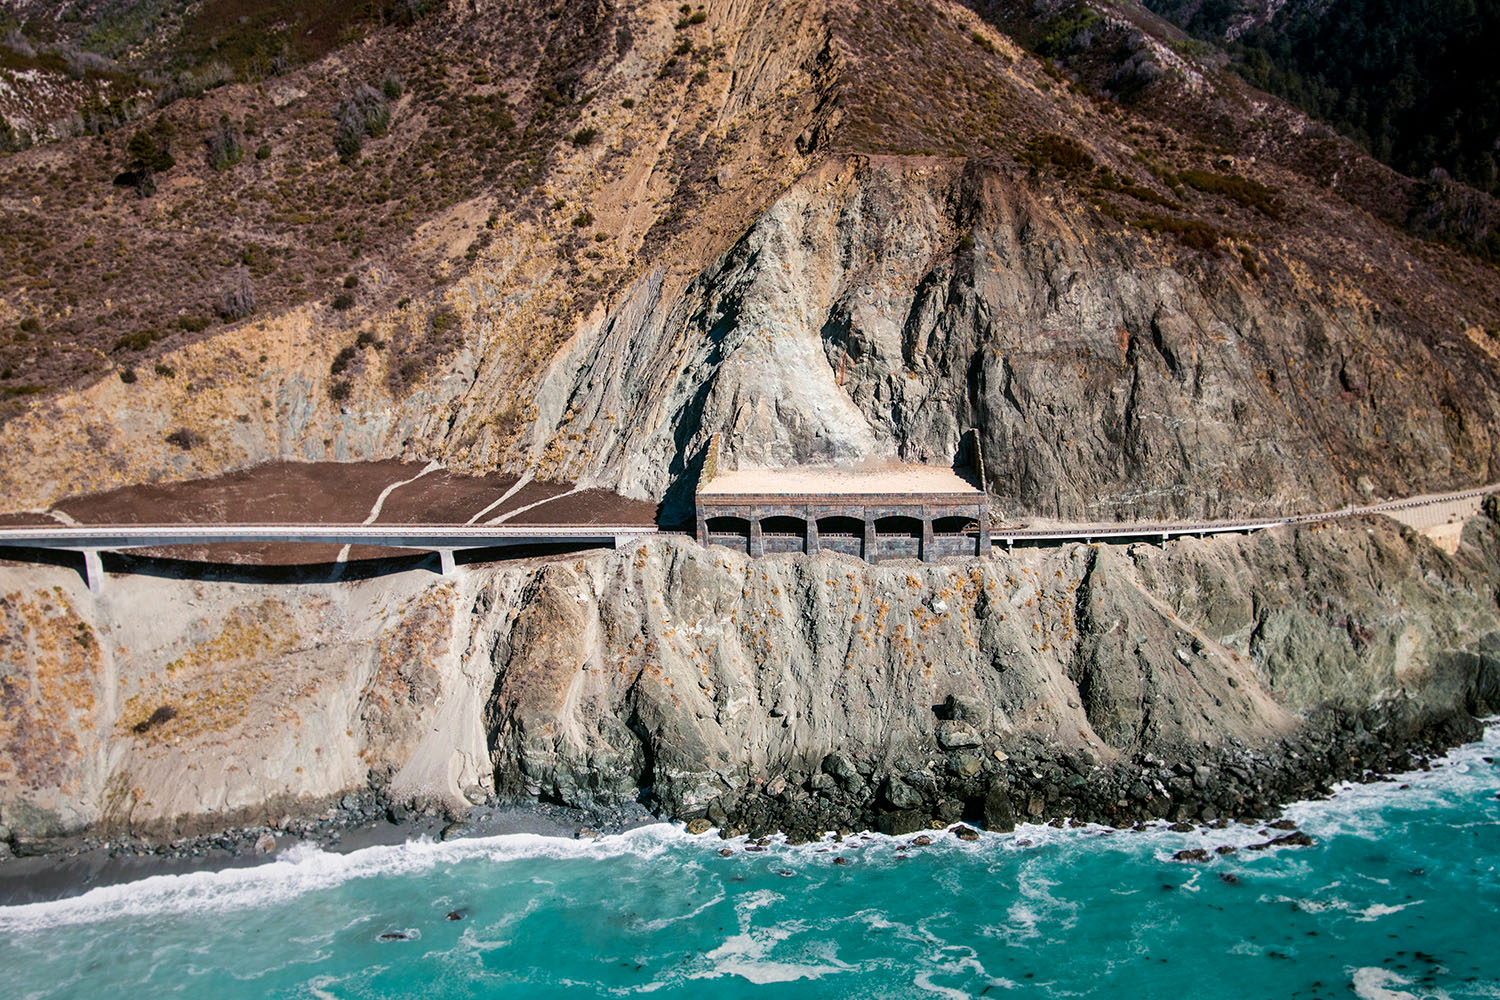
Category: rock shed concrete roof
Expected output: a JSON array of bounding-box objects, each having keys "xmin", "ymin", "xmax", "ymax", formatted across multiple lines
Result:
[{"xmin": 699, "ymin": 463, "xmax": 981, "ymax": 497}]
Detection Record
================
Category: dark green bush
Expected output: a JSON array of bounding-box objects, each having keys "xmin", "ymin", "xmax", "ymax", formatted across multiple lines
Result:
[
  {"xmin": 206, "ymin": 114, "xmax": 243, "ymax": 171},
  {"xmin": 1177, "ymin": 169, "xmax": 1280, "ymax": 217},
  {"xmin": 164, "ymin": 427, "xmax": 200, "ymax": 449},
  {"xmin": 1020, "ymin": 133, "xmax": 1095, "ymax": 175}
]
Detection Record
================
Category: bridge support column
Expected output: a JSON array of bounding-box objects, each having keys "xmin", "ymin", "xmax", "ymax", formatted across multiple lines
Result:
[
  {"xmin": 1006, "ymin": 537, "xmax": 1013, "ymax": 555},
  {"xmin": 81, "ymin": 549, "xmax": 103, "ymax": 594},
  {"xmin": 437, "ymin": 549, "xmax": 456, "ymax": 576},
  {"xmin": 749, "ymin": 509, "xmax": 764, "ymax": 558},
  {"xmin": 978, "ymin": 507, "xmax": 991, "ymax": 558},
  {"xmin": 804, "ymin": 510, "xmax": 819, "ymax": 556},
  {"xmin": 921, "ymin": 514, "xmax": 935, "ymax": 563},
  {"xmin": 695, "ymin": 511, "xmax": 708, "ymax": 547},
  {"xmin": 863, "ymin": 514, "xmax": 876, "ymax": 562}
]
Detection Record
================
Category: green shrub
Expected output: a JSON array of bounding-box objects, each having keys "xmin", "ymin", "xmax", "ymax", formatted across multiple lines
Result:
[
  {"xmin": 1177, "ymin": 169, "xmax": 1280, "ymax": 217},
  {"xmin": 343, "ymin": 274, "xmax": 359, "ymax": 288},
  {"xmin": 176, "ymin": 315, "xmax": 211, "ymax": 333},
  {"xmin": 571, "ymin": 126, "xmax": 598, "ymax": 146},
  {"xmin": 335, "ymin": 84, "xmax": 391, "ymax": 163},
  {"xmin": 255, "ymin": 142, "xmax": 271, "ymax": 160},
  {"xmin": 332, "ymin": 292, "xmax": 355, "ymax": 311},
  {"xmin": 126, "ymin": 128, "xmax": 174, "ymax": 172},
  {"xmin": 119, "ymin": 367, "xmax": 137, "ymax": 383},
  {"xmin": 621, "ymin": 97, "xmax": 635, "ymax": 109},
  {"xmin": 1019, "ymin": 133, "xmax": 1094, "ymax": 175},
  {"xmin": 164, "ymin": 428, "xmax": 200, "ymax": 449},
  {"xmin": 114, "ymin": 329, "xmax": 161, "ymax": 351},
  {"xmin": 571, "ymin": 210, "xmax": 594, "ymax": 228},
  {"xmin": 206, "ymin": 114, "xmax": 242, "ymax": 171},
  {"xmin": 155, "ymin": 362, "xmax": 176, "ymax": 378},
  {"xmin": 1133, "ymin": 212, "xmax": 1221, "ymax": 251}
]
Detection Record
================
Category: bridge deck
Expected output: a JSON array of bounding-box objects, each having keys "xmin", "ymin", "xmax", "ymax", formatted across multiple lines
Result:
[{"xmin": 0, "ymin": 484, "xmax": 1494, "ymax": 592}]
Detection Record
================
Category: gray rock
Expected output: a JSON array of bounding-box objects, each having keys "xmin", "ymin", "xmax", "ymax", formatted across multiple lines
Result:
[
  {"xmin": 937, "ymin": 721, "xmax": 982, "ymax": 749},
  {"xmin": 881, "ymin": 777, "xmax": 922, "ymax": 811},
  {"xmin": 982, "ymin": 785, "xmax": 1016, "ymax": 832}
]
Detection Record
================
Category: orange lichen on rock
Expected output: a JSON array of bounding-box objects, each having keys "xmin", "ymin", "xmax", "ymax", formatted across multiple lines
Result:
[{"xmin": 0, "ymin": 588, "xmax": 103, "ymax": 791}]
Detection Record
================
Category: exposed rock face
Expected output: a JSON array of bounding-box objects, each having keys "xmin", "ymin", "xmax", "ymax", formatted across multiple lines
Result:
[{"xmin": 3, "ymin": 510, "xmax": 1497, "ymax": 844}]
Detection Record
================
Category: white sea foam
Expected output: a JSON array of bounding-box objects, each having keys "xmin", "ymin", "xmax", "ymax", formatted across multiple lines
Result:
[
  {"xmin": 1352, "ymin": 967, "xmax": 1420, "ymax": 1000},
  {"xmin": 0, "ymin": 823, "xmax": 692, "ymax": 933},
  {"xmin": 5, "ymin": 722, "xmax": 1496, "ymax": 939}
]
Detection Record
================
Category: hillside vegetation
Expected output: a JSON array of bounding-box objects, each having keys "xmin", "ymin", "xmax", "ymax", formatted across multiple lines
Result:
[
  {"xmin": 0, "ymin": 0, "xmax": 1496, "ymax": 523},
  {"xmin": 1143, "ymin": 0, "xmax": 1500, "ymax": 213}
]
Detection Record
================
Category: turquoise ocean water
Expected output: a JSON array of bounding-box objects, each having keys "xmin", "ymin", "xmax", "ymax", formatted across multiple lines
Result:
[{"xmin": 3, "ymin": 724, "xmax": 1497, "ymax": 1000}]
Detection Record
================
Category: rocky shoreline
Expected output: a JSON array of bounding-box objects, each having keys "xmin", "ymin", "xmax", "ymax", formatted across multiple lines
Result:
[
  {"xmin": 687, "ymin": 700, "xmax": 1490, "ymax": 843},
  {"xmin": 2, "ymin": 701, "xmax": 1489, "ymax": 906}
]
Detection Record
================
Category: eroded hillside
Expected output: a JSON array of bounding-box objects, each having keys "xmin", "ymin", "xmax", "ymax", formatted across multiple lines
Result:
[{"xmin": 0, "ymin": 0, "xmax": 1497, "ymax": 521}]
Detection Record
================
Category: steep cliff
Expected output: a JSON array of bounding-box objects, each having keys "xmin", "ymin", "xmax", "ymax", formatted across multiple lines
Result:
[{"xmin": 4, "ymin": 509, "xmax": 1497, "ymax": 844}]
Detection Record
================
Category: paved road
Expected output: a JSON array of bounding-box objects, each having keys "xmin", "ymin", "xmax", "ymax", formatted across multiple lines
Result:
[
  {"xmin": 0, "ymin": 483, "xmax": 1494, "ymax": 591},
  {"xmin": 991, "ymin": 484, "xmax": 1500, "ymax": 546}
]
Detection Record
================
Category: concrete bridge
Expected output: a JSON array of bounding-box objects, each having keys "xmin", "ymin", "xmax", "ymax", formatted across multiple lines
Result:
[
  {"xmin": 0, "ymin": 486, "xmax": 1493, "ymax": 593},
  {"xmin": 0, "ymin": 524, "xmax": 661, "ymax": 593}
]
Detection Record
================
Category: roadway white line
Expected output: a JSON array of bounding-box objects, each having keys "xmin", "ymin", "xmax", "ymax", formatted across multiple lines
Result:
[
  {"xmin": 336, "ymin": 460, "xmax": 442, "ymax": 563},
  {"xmin": 465, "ymin": 471, "xmax": 534, "ymax": 525},
  {"xmin": 485, "ymin": 484, "xmax": 585, "ymax": 525}
]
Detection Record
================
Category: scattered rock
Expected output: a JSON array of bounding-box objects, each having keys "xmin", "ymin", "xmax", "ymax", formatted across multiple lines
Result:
[
  {"xmin": 1172, "ymin": 848, "xmax": 1210, "ymax": 862},
  {"xmin": 253, "ymin": 832, "xmax": 276, "ymax": 855},
  {"xmin": 832, "ymin": 856, "xmax": 850, "ymax": 866},
  {"xmin": 379, "ymin": 932, "xmax": 410, "ymax": 941},
  {"xmin": 440, "ymin": 821, "xmax": 469, "ymax": 842},
  {"xmin": 1247, "ymin": 831, "xmax": 1316, "ymax": 851},
  {"xmin": 982, "ymin": 785, "xmax": 1017, "ymax": 832},
  {"xmin": 1215, "ymin": 845, "xmax": 1238, "ymax": 855},
  {"xmin": 463, "ymin": 785, "xmax": 487, "ymax": 805},
  {"xmin": 951, "ymin": 824, "xmax": 979, "ymax": 841},
  {"xmin": 936, "ymin": 720, "xmax": 982, "ymax": 749},
  {"xmin": 1168, "ymin": 822, "xmax": 1195, "ymax": 833},
  {"xmin": 718, "ymin": 848, "xmax": 734, "ymax": 857},
  {"xmin": 910, "ymin": 835, "xmax": 933, "ymax": 847},
  {"xmin": 575, "ymin": 827, "xmax": 601, "ymax": 840},
  {"xmin": 685, "ymin": 818, "xmax": 713, "ymax": 835},
  {"xmin": 1268, "ymin": 819, "xmax": 1298, "ymax": 830},
  {"xmin": 445, "ymin": 910, "xmax": 466, "ymax": 921},
  {"xmin": 1219, "ymin": 873, "xmax": 1241, "ymax": 885}
]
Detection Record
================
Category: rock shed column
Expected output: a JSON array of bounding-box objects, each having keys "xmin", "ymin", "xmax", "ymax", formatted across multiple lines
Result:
[{"xmin": 749, "ymin": 507, "xmax": 764, "ymax": 557}]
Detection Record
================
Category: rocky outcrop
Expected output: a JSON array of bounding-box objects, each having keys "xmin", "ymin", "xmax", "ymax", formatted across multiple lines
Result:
[{"xmin": 3, "ymin": 508, "xmax": 1497, "ymax": 848}]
